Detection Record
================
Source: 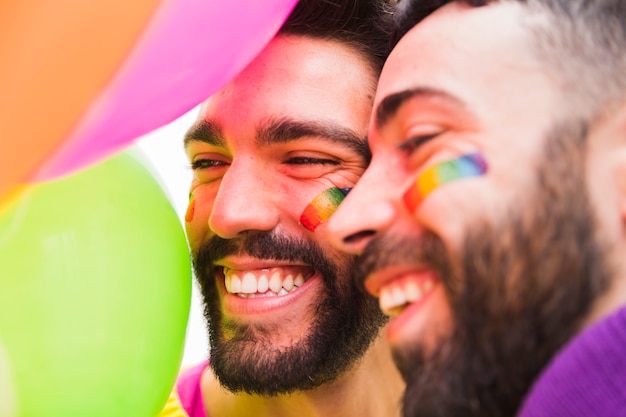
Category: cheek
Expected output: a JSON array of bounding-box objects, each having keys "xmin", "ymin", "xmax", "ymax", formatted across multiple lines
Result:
[
  {"xmin": 184, "ymin": 193, "xmax": 196, "ymax": 223},
  {"xmin": 403, "ymin": 152, "xmax": 488, "ymax": 212},
  {"xmin": 414, "ymin": 177, "xmax": 496, "ymax": 251},
  {"xmin": 185, "ymin": 188, "xmax": 216, "ymax": 250},
  {"xmin": 299, "ymin": 187, "xmax": 350, "ymax": 232}
]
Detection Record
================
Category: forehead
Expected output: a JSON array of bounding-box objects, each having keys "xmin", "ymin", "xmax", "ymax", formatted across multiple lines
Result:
[
  {"xmin": 198, "ymin": 35, "xmax": 376, "ymax": 134},
  {"xmin": 375, "ymin": 2, "xmax": 557, "ymax": 128}
]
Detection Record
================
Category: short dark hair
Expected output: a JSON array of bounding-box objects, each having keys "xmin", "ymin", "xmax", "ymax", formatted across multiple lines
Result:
[
  {"xmin": 391, "ymin": 0, "xmax": 485, "ymax": 45},
  {"xmin": 279, "ymin": 0, "xmax": 395, "ymax": 76},
  {"xmin": 392, "ymin": 0, "xmax": 626, "ymax": 121}
]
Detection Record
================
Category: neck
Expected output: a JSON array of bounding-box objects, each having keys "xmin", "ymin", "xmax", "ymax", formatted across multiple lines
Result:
[
  {"xmin": 202, "ymin": 329, "xmax": 404, "ymax": 417},
  {"xmin": 582, "ymin": 246, "xmax": 626, "ymax": 330}
]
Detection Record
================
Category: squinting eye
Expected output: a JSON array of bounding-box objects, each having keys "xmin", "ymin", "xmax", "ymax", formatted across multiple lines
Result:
[
  {"xmin": 190, "ymin": 159, "xmax": 228, "ymax": 170},
  {"xmin": 190, "ymin": 158, "xmax": 229, "ymax": 183},
  {"xmin": 398, "ymin": 133, "xmax": 439, "ymax": 156},
  {"xmin": 284, "ymin": 156, "xmax": 340, "ymax": 166}
]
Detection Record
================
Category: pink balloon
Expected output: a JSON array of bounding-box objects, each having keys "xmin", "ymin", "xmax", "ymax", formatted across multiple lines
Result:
[{"xmin": 35, "ymin": 0, "xmax": 298, "ymax": 181}]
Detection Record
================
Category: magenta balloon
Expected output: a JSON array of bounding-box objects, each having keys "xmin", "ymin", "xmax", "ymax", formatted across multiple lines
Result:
[{"xmin": 35, "ymin": 0, "xmax": 298, "ymax": 181}]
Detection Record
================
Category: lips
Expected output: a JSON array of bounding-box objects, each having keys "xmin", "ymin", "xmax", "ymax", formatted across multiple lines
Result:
[
  {"xmin": 363, "ymin": 268, "xmax": 446, "ymax": 346},
  {"xmin": 217, "ymin": 264, "xmax": 322, "ymax": 317},
  {"xmin": 363, "ymin": 267, "xmax": 441, "ymax": 317}
]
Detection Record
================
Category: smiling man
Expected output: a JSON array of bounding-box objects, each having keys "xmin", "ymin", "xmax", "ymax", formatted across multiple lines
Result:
[
  {"xmin": 328, "ymin": 0, "xmax": 626, "ymax": 416},
  {"xmin": 161, "ymin": 1, "xmax": 405, "ymax": 417}
]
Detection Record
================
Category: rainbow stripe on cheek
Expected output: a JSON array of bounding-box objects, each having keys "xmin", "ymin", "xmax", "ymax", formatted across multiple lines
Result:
[
  {"xmin": 185, "ymin": 193, "xmax": 196, "ymax": 223},
  {"xmin": 403, "ymin": 152, "xmax": 488, "ymax": 212},
  {"xmin": 299, "ymin": 187, "xmax": 351, "ymax": 232}
]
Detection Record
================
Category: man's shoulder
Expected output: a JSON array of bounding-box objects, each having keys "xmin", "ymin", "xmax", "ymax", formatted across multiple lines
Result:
[
  {"xmin": 158, "ymin": 361, "xmax": 210, "ymax": 417},
  {"xmin": 519, "ymin": 306, "xmax": 626, "ymax": 416}
]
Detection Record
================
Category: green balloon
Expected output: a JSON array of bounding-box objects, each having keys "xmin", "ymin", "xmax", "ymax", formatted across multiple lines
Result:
[
  {"xmin": 0, "ymin": 340, "xmax": 17, "ymax": 417},
  {"xmin": 0, "ymin": 152, "xmax": 191, "ymax": 417}
]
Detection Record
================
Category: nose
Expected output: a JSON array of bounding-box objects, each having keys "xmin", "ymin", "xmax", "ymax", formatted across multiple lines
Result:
[
  {"xmin": 327, "ymin": 167, "xmax": 397, "ymax": 254},
  {"xmin": 208, "ymin": 159, "xmax": 280, "ymax": 239}
]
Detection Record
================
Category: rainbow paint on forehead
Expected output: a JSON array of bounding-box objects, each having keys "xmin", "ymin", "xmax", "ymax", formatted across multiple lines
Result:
[
  {"xmin": 403, "ymin": 152, "xmax": 488, "ymax": 212},
  {"xmin": 300, "ymin": 187, "xmax": 351, "ymax": 232},
  {"xmin": 185, "ymin": 192, "xmax": 195, "ymax": 223}
]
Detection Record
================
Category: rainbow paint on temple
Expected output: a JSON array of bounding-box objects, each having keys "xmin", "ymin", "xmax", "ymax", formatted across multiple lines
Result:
[
  {"xmin": 185, "ymin": 193, "xmax": 196, "ymax": 223},
  {"xmin": 300, "ymin": 187, "xmax": 351, "ymax": 232},
  {"xmin": 403, "ymin": 152, "xmax": 488, "ymax": 212}
]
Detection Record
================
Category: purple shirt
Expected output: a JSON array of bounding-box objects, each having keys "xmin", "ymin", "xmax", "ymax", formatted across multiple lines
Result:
[{"xmin": 518, "ymin": 305, "xmax": 626, "ymax": 416}]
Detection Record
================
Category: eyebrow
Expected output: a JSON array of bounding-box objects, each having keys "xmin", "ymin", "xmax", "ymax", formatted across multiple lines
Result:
[
  {"xmin": 257, "ymin": 117, "xmax": 370, "ymax": 160},
  {"xmin": 375, "ymin": 87, "xmax": 467, "ymax": 130},
  {"xmin": 184, "ymin": 120, "xmax": 225, "ymax": 148},
  {"xmin": 184, "ymin": 116, "xmax": 371, "ymax": 162}
]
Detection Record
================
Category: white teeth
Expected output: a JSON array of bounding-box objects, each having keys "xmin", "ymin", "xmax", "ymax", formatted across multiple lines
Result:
[
  {"xmin": 257, "ymin": 274, "xmax": 269, "ymax": 293},
  {"xmin": 225, "ymin": 275, "xmax": 232, "ymax": 293},
  {"xmin": 378, "ymin": 277, "xmax": 437, "ymax": 317},
  {"xmin": 283, "ymin": 274, "xmax": 294, "ymax": 291},
  {"xmin": 230, "ymin": 274, "xmax": 242, "ymax": 293},
  {"xmin": 405, "ymin": 280, "xmax": 422, "ymax": 302},
  {"xmin": 294, "ymin": 273, "xmax": 304, "ymax": 287},
  {"xmin": 269, "ymin": 272, "xmax": 282, "ymax": 293},
  {"xmin": 241, "ymin": 273, "xmax": 256, "ymax": 294},
  {"xmin": 224, "ymin": 268, "xmax": 310, "ymax": 296},
  {"xmin": 391, "ymin": 286, "xmax": 405, "ymax": 306},
  {"xmin": 379, "ymin": 288, "xmax": 395, "ymax": 314}
]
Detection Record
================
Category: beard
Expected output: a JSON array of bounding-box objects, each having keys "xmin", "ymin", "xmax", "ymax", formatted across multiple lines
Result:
[
  {"xmin": 356, "ymin": 121, "xmax": 613, "ymax": 417},
  {"xmin": 192, "ymin": 231, "xmax": 387, "ymax": 396}
]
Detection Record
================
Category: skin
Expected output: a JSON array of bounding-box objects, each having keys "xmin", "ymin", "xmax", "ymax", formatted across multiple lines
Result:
[
  {"xmin": 329, "ymin": 2, "xmax": 557, "ymax": 354},
  {"xmin": 328, "ymin": 0, "xmax": 626, "ymax": 385},
  {"xmin": 184, "ymin": 35, "xmax": 403, "ymax": 417}
]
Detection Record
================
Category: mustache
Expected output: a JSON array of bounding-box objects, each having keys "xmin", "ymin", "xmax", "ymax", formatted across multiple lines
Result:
[
  {"xmin": 355, "ymin": 231, "xmax": 453, "ymax": 292},
  {"xmin": 195, "ymin": 232, "xmax": 333, "ymax": 271}
]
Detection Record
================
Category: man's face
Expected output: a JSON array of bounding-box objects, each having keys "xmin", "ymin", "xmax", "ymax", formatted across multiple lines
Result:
[
  {"xmin": 329, "ymin": 3, "xmax": 614, "ymax": 415},
  {"xmin": 184, "ymin": 35, "xmax": 386, "ymax": 395}
]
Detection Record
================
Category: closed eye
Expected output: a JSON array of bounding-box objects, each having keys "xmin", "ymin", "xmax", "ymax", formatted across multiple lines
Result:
[
  {"xmin": 398, "ymin": 133, "xmax": 439, "ymax": 156},
  {"xmin": 284, "ymin": 156, "xmax": 340, "ymax": 166}
]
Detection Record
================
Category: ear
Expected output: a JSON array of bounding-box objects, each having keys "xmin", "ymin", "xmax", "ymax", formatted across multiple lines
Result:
[
  {"xmin": 610, "ymin": 104, "xmax": 626, "ymax": 223},
  {"xmin": 586, "ymin": 101, "xmax": 626, "ymax": 231},
  {"xmin": 584, "ymin": 102, "xmax": 626, "ymax": 323}
]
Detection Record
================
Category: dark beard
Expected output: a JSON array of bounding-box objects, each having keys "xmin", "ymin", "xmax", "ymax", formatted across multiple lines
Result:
[
  {"xmin": 356, "ymin": 121, "xmax": 612, "ymax": 416},
  {"xmin": 193, "ymin": 232, "xmax": 386, "ymax": 396}
]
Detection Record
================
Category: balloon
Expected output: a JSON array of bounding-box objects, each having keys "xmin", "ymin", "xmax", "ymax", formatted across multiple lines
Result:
[
  {"xmin": 0, "ymin": 185, "xmax": 30, "ymax": 219},
  {"xmin": 0, "ymin": 0, "xmax": 161, "ymax": 199},
  {"xmin": 34, "ymin": 0, "xmax": 299, "ymax": 181},
  {"xmin": 0, "ymin": 341, "xmax": 17, "ymax": 417},
  {"xmin": 0, "ymin": 151, "xmax": 191, "ymax": 417}
]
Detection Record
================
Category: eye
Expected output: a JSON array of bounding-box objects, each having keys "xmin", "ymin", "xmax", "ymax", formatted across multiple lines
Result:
[
  {"xmin": 280, "ymin": 153, "xmax": 344, "ymax": 180},
  {"xmin": 284, "ymin": 156, "xmax": 340, "ymax": 166},
  {"xmin": 190, "ymin": 158, "xmax": 228, "ymax": 170},
  {"xmin": 189, "ymin": 155, "xmax": 230, "ymax": 183},
  {"xmin": 398, "ymin": 133, "xmax": 439, "ymax": 156}
]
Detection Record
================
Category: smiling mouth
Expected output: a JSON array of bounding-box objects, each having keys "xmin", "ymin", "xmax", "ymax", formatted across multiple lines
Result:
[
  {"xmin": 222, "ymin": 266, "xmax": 315, "ymax": 298},
  {"xmin": 378, "ymin": 275, "xmax": 437, "ymax": 317}
]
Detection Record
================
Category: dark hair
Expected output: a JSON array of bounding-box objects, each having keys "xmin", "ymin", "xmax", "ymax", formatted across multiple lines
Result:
[
  {"xmin": 392, "ymin": 0, "xmax": 626, "ymax": 120},
  {"xmin": 279, "ymin": 0, "xmax": 396, "ymax": 76},
  {"xmin": 391, "ymin": 0, "xmax": 485, "ymax": 45}
]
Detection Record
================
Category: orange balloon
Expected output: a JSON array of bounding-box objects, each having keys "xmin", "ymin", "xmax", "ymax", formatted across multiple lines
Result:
[
  {"xmin": 0, "ymin": 0, "xmax": 161, "ymax": 199},
  {"xmin": 0, "ymin": 184, "xmax": 29, "ymax": 218}
]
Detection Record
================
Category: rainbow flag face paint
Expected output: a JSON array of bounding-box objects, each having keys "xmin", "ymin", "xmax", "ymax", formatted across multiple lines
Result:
[
  {"xmin": 403, "ymin": 152, "xmax": 488, "ymax": 212},
  {"xmin": 300, "ymin": 187, "xmax": 351, "ymax": 232},
  {"xmin": 185, "ymin": 193, "xmax": 196, "ymax": 223}
]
